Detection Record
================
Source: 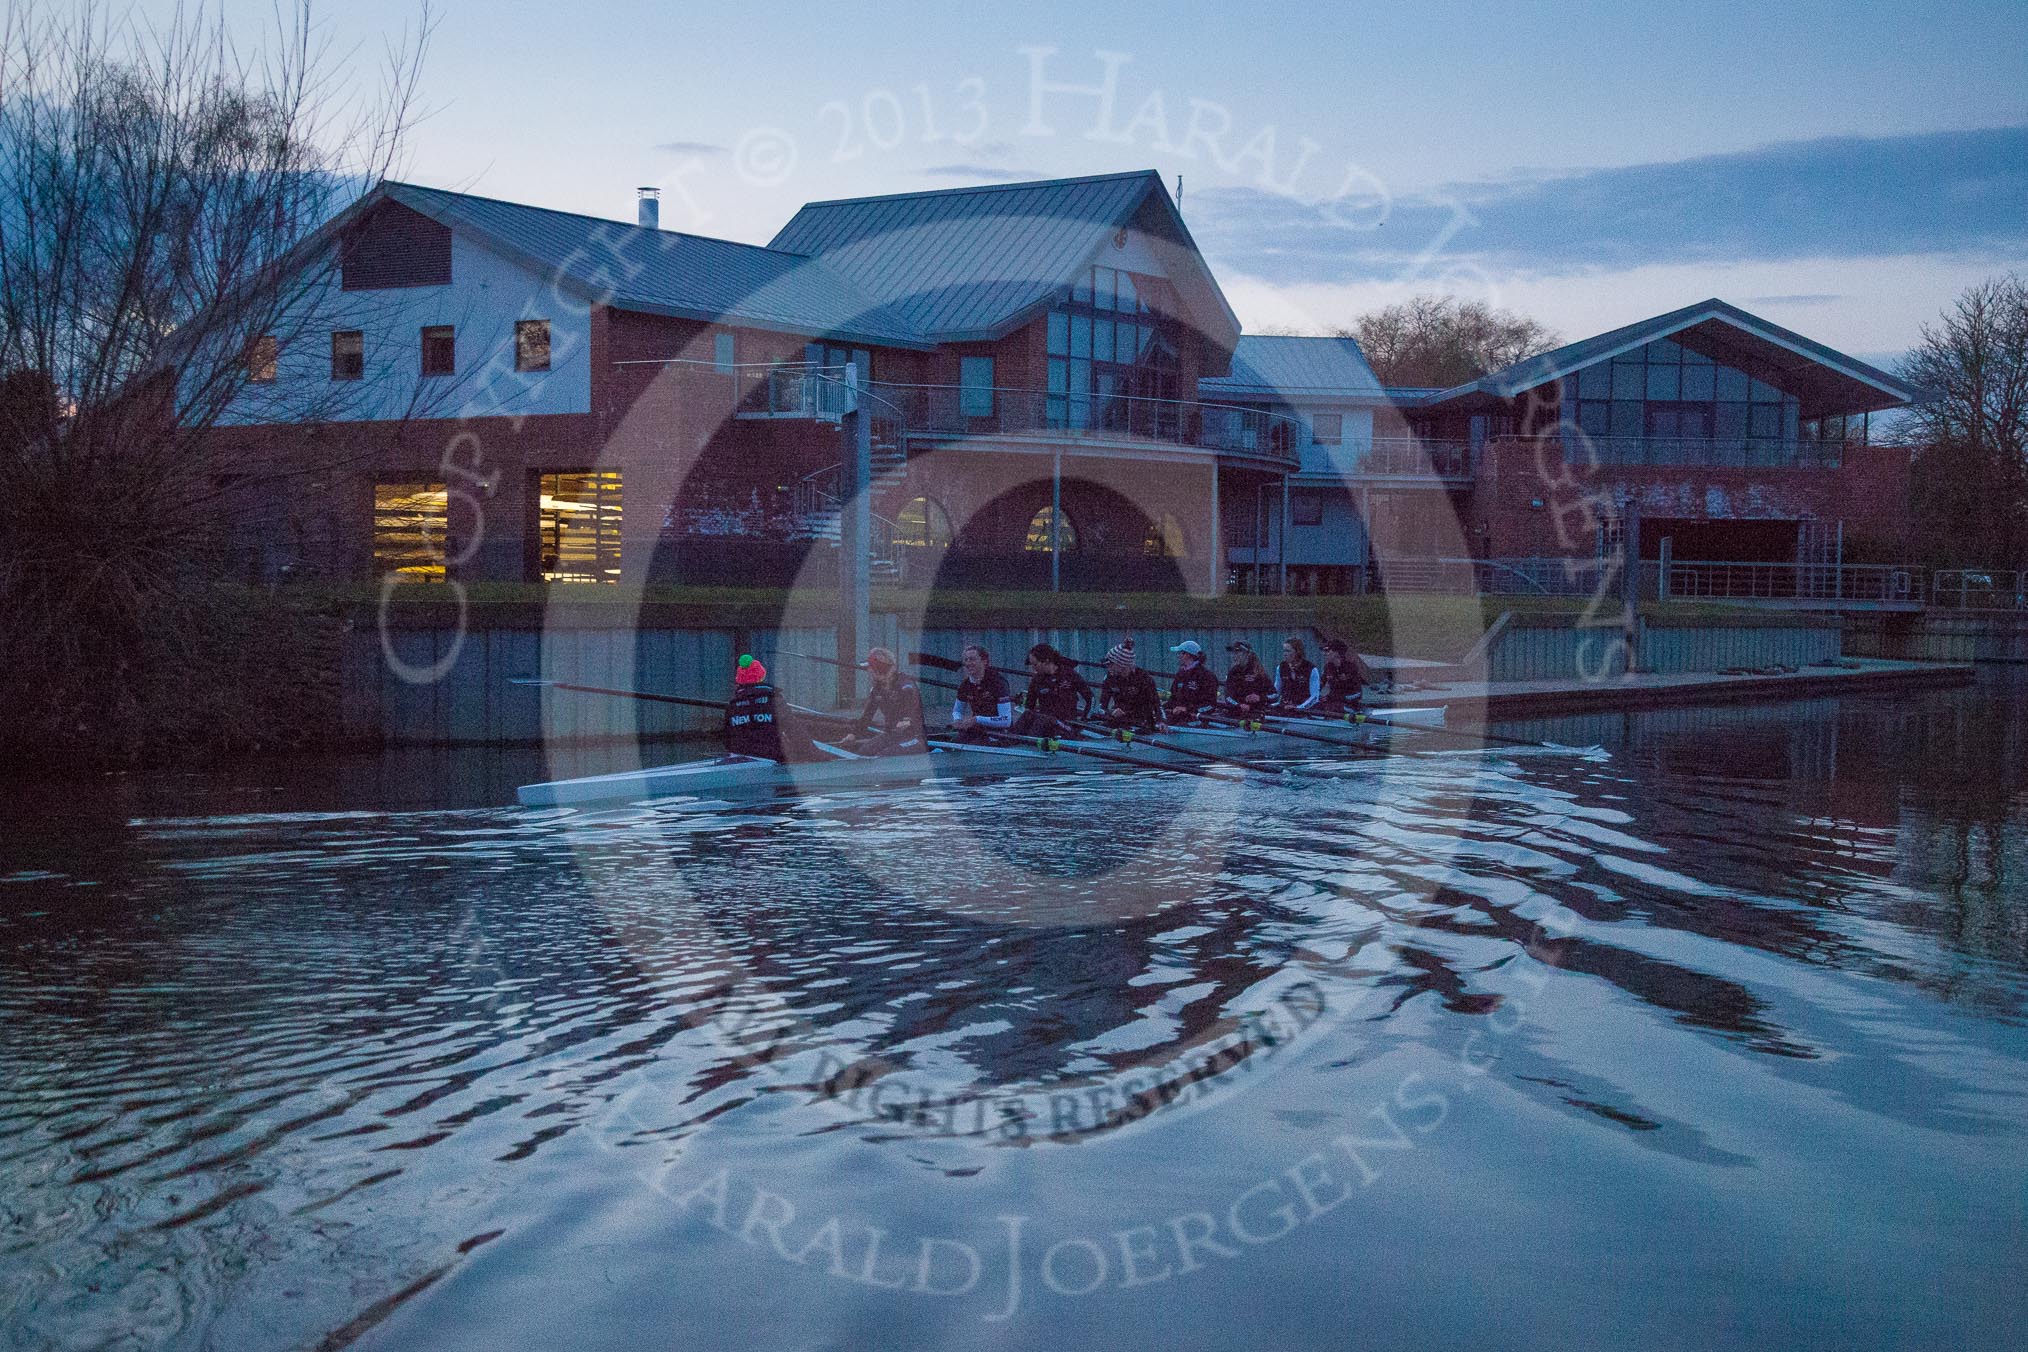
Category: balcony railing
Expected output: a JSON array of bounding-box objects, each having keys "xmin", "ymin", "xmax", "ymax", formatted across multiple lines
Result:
[
  {"xmin": 733, "ymin": 365, "xmax": 852, "ymax": 419},
  {"xmin": 1931, "ymin": 569, "xmax": 2028, "ymax": 610},
  {"xmin": 866, "ymin": 381, "xmax": 1303, "ymax": 467},
  {"xmin": 1358, "ymin": 437, "xmax": 1475, "ymax": 479},
  {"xmin": 1530, "ymin": 435, "xmax": 1845, "ymax": 469},
  {"xmin": 1660, "ymin": 560, "xmax": 1921, "ymax": 604}
]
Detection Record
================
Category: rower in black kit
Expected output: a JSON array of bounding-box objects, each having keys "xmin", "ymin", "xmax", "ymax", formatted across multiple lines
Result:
[
  {"xmin": 1222, "ymin": 640, "xmax": 1276, "ymax": 719},
  {"xmin": 1096, "ymin": 640, "xmax": 1163, "ymax": 732},
  {"xmin": 1163, "ymin": 639, "xmax": 1222, "ymax": 724},
  {"xmin": 723, "ymin": 654, "xmax": 819, "ymax": 762},
  {"xmin": 1275, "ymin": 637, "xmax": 1322, "ymax": 711},
  {"xmin": 1317, "ymin": 638, "xmax": 1371, "ymax": 714},
  {"xmin": 1013, "ymin": 643, "xmax": 1091, "ymax": 738},
  {"xmin": 836, "ymin": 646, "xmax": 927, "ymax": 756},
  {"xmin": 948, "ymin": 642, "xmax": 1014, "ymax": 743}
]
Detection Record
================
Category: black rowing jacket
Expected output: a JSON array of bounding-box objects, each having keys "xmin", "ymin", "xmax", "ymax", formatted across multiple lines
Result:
[
  {"xmin": 1099, "ymin": 669, "xmax": 1163, "ymax": 730},
  {"xmin": 724, "ymin": 681, "xmax": 813, "ymax": 761},
  {"xmin": 1276, "ymin": 657, "xmax": 1320, "ymax": 709},
  {"xmin": 1023, "ymin": 667, "xmax": 1093, "ymax": 722},
  {"xmin": 950, "ymin": 669, "xmax": 1013, "ymax": 729},
  {"xmin": 1224, "ymin": 664, "xmax": 1275, "ymax": 711},
  {"xmin": 1319, "ymin": 657, "xmax": 1366, "ymax": 710},
  {"xmin": 1165, "ymin": 664, "xmax": 1221, "ymax": 717},
  {"xmin": 856, "ymin": 674, "xmax": 925, "ymax": 736}
]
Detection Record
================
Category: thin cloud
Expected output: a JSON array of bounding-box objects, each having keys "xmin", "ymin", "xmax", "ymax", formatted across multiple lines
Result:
[
  {"xmin": 654, "ymin": 140, "xmax": 726, "ymax": 156},
  {"xmin": 921, "ymin": 163, "xmax": 1046, "ymax": 181},
  {"xmin": 1743, "ymin": 294, "xmax": 1841, "ymax": 305},
  {"xmin": 1190, "ymin": 126, "xmax": 2028, "ymax": 286}
]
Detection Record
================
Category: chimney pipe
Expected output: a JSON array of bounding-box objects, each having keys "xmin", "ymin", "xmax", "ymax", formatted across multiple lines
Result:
[{"xmin": 637, "ymin": 186, "xmax": 660, "ymax": 230}]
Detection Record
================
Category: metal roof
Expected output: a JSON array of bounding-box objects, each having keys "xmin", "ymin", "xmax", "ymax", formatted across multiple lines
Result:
[
  {"xmin": 1197, "ymin": 335, "xmax": 1386, "ymax": 400},
  {"xmin": 1420, "ymin": 298, "xmax": 1917, "ymax": 418},
  {"xmin": 379, "ymin": 183, "xmax": 932, "ymax": 348},
  {"xmin": 767, "ymin": 171, "xmax": 1242, "ymax": 350}
]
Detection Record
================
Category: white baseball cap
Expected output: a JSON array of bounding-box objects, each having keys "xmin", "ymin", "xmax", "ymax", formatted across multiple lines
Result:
[{"xmin": 1170, "ymin": 640, "xmax": 1203, "ymax": 656}]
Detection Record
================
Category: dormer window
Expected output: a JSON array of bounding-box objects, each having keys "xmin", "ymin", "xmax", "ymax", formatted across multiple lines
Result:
[
  {"xmin": 421, "ymin": 325, "xmax": 455, "ymax": 377},
  {"xmin": 516, "ymin": 320, "xmax": 551, "ymax": 372},
  {"xmin": 331, "ymin": 330, "xmax": 364, "ymax": 381},
  {"xmin": 247, "ymin": 335, "xmax": 277, "ymax": 383}
]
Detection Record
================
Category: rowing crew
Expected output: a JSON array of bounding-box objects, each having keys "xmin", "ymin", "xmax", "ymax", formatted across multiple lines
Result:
[
  {"xmin": 725, "ymin": 634, "xmax": 1375, "ymax": 764},
  {"xmin": 943, "ymin": 635, "xmax": 1371, "ymax": 742}
]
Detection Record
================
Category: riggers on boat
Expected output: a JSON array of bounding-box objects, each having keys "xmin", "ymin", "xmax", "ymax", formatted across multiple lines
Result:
[{"xmin": 514, "ymin": 707, "xmax": 1448, "ymax": 808}]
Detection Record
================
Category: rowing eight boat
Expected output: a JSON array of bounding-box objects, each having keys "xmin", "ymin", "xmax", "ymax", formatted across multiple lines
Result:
[{"xmin": 515, "ymin": 707, "xmax": 1448, "ymax": 807}]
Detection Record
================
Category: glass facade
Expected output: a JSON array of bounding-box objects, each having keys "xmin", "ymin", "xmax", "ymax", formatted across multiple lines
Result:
[
  {"xmin": 537, "ymin": 470, "xmax": 622, "ymax": 584},
  {"xmin": 1559, "ymin": 337, "xmax": 1830, "ymax": 466},
  {"xmin": 1045, "ymin": 265, "xmax": 1181, "ymax": 433}
]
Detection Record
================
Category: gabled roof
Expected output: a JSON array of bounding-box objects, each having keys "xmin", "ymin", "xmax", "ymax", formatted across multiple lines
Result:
[
  {"xmin": 767, "ymin": 171, "xmax": 1242, "ymax": 352},
  {"xmin": 1419, "ymin": 298, "xmax": 1917, "ymax": 418},
  {"xmin": 347, "ymin": 182, "xmax": 933, "ymax": 348},
  {"xmin": 1197, "ymin": 335, "xmax": 1386, "ymax": 400}
]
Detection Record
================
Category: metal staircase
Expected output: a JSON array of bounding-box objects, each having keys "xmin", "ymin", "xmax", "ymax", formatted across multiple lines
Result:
[{"xmin": 790, "ymin": 456, "xmax": 909, "ymax": 582}]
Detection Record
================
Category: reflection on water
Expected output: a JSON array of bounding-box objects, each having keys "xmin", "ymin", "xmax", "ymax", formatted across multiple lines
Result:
[{"xmin": 2, "ymin": 673, "xmax": 2025, "ymax": 1350}]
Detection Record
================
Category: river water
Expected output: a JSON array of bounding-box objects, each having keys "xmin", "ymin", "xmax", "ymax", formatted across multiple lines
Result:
[{"xmin": 2, "ymin": 674, "xmax": 2024, "ymax": 1351}]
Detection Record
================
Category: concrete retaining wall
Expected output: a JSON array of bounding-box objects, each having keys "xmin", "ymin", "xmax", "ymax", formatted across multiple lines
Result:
[
  {"xmin": 1845, "ymin": 612, "xmax": 2028, "ymax": 664},
  {"xmin": 1485, "ymin": 617, "xmax": 1840, "ymax": 684}
]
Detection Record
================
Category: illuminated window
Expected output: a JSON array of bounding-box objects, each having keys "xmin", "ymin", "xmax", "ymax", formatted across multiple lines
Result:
[
  {"xmin": 892, "ymin": 496, "xmax": 953, "ymax": 549},
  {"xmin": 247, "ymin": 335, "xmax": 277, "ymax": 383},
  {"xmin": 538, "ymin": 470, "xmax": 622, "ymax": 583},
  {"xmin": 373, "ymin": 482, "xmax": 447, "ymax": 580},
  {"xmin": 515, "ymin": 319, "xmax": 551, "ymax": 372},
  {"xmin": 1143, "ymin": 512, "xmax": 1187, "ymax": 557},
  {"xmin": 1024, "ymin": 505, "xmax": 1078, "ymax": 553},
  {"xmin": 331, "ymin": 330, "xmax": 363, "ymax": 381},
  {"xmin": 421, "ymin": 325, "xmax": 455, "ymax": 377}
]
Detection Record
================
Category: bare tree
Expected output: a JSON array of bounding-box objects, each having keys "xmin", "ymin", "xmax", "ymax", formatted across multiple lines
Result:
[
  {"xmin": 0, "ymin": 0, "xmax": 434, "ymax": 760},
  {"xmin": 1898, "ymin": 274, "xmax": 2028, "ymax": 568},
  {"xmin": 1340, "ymin": 295, "xmax": 1559, "ymax": 388}
]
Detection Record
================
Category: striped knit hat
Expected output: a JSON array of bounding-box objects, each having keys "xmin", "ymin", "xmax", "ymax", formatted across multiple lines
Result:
[{"xmin": 1104, "ymin": 639, "xmax": 1136, "ymax": 670}]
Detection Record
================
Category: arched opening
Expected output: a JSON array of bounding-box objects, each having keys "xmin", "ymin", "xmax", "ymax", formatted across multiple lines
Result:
[
  {"xmin": 891, "ymin": 495, "xmax": 953, "ymax": 549},
  {"xmin": 1024, "ymin": 504, "xmax": 1079, "ymax": 553},
  {"xmin": 1143, "ymin": 511, "xmax": 1187, "ymax": 558}
]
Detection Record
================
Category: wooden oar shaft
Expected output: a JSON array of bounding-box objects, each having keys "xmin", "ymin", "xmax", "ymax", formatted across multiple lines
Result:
[
  {"xmin": 1069, "ymin": 720, "xmax": 1324, "ymax": 779},
  {"xmin": 959, "ymin": 730, "xmax": 1222, "ymax": 779},
  {"xmin": 513, "ymin": 679, "xmax": 727, "ymax": 712}
]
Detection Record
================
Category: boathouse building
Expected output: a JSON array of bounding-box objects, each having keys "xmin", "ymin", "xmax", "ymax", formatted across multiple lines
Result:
[{"xmin": 206, "ymin": 172, "xmax": 1919, "ymax": 595}]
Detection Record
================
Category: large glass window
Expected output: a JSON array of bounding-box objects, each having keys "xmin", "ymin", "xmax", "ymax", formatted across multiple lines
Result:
[
  {"xmin": 538, "ymin": 471, "xmax": 622, "ymax": 584},
  {"xmin": 373, "ymin": 482, "xmax": 447, "ymax": 579},
  {"xmin": 1044, "ymin": 265, "xmax": 1181, "ymax": 434},
  {"xmin": 1564, "ymin": 337, "xmax": 1809, "ymax": 465}
]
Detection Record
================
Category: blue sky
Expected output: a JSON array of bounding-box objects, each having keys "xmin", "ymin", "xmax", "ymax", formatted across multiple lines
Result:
[{"xmin": 214, "ymin": 0, "xmax": 2028, "ymax": 359}]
